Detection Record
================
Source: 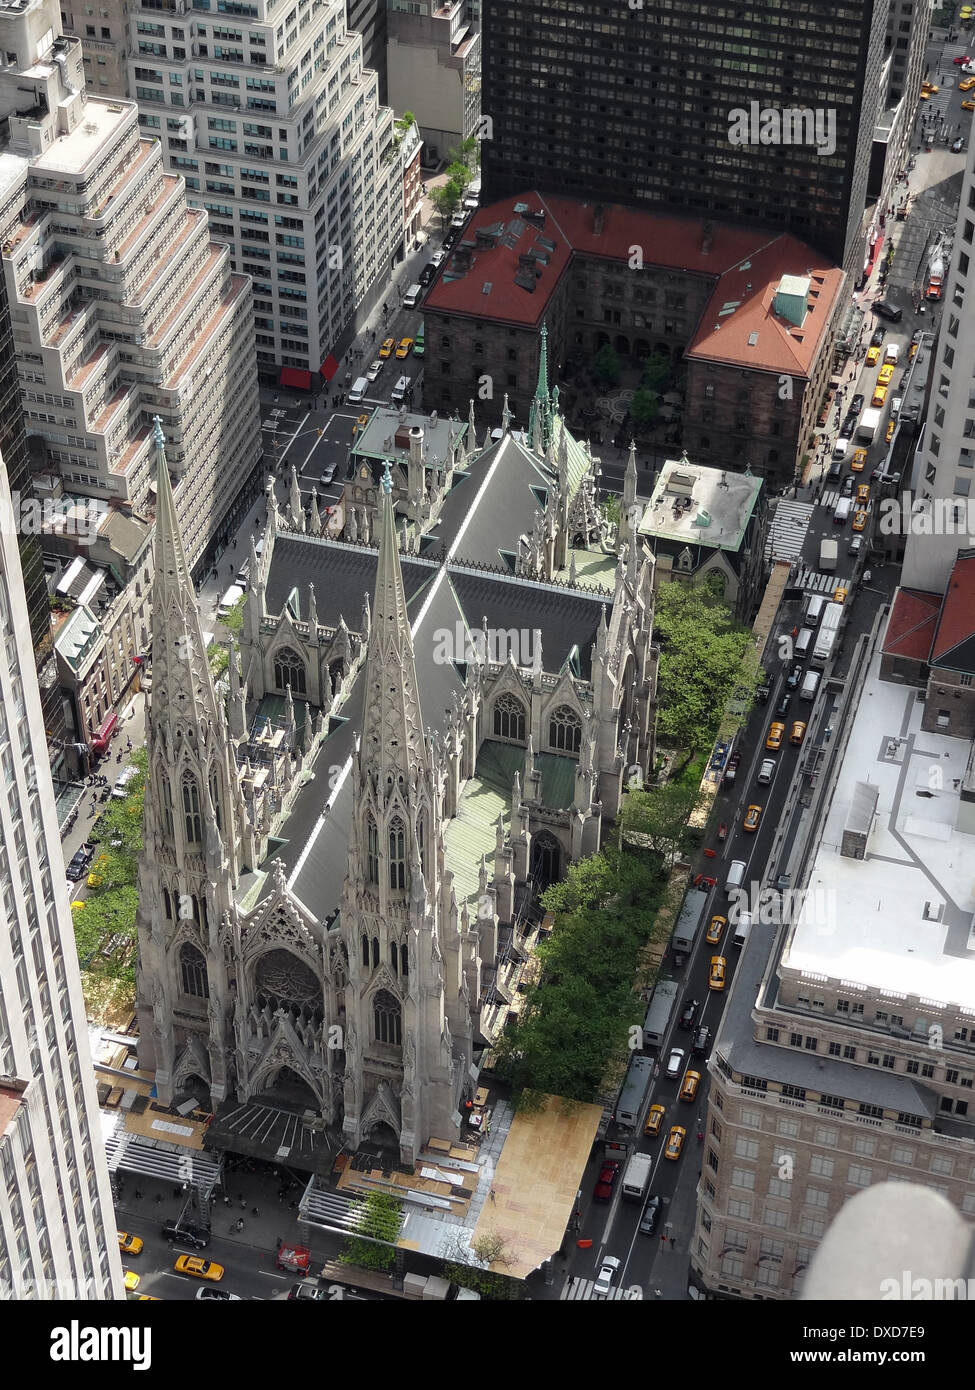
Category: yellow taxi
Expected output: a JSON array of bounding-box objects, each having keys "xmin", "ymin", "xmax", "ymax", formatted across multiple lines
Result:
[
  {"xmin": 123, "ymin": 1269, "xmax": 141, "ymax": 1292},
  {"xmin": 706, "ymin": 914, "xmax": 726, "ymax": 946},
  {"xmin": 908, "ymin": 341, "xmax": 919, "ymax": 360},
  {"xmin": 118, "ymin": 1231, "xmax": 144, "ymax": 1256},
  {"xmin": 921, "ymin": 82, "xmax": 938, "ymax": 94},
  {"xmin": 834, "ymin": 585, "xmax": 849, "ymax": 604},
  {"xmin": 709, "ymin": 955, "xmax": 727, "ymax": 992},
  {"xmin": 378, "ymin": 337, "xmax": 396, "ymax": 359},
  {"xmin": 865, "ymin": 344, "xmax": 880, "ymax": 366},
  {"xmin": 137, "ymin": 1295, "xmax": 161, "ymax": 1301},
  {"xmin": 664, "ymin": 1125, "xmax": 687, "ymax": 1161},
  {"xmin": 357, "ymin": 413, "xmax": 370, "ymax": 428},
  {"xmin": 961, "ymin": 76, "xmax": 975, "ymax": 91},
  {"xmin": 174, "ymin": 1256, "xmax": 224, "ymax": 1282},
  {"xmin": 679, "ymin": 1069, "xmax": 702, "ymax": 1103},
  {"xmin": 856, "ymin": 483, "xmax": 871, "ymax": 505},
  {"xmin": 851, "ymin": 448, "xmax": 867, "ymax": 472},
  {"xmin": 885, "ymin": 418, "xmax": 895, "ymax": 443},
  {"xmin": 766, "ymin": 721, "xmax": 785, "ymax": 751},
  {"xmin": 395, "ymin": 337, "xmax": 414, "ymax": 359},
  {"xmin": 920, "ymin": 89, "xmax": 930, "ymax": 100},
  {"xmin": 852, "ymin": 509, "xmax": 868, "ymax": 532},
  {"xmin": 878, "ymin": 363, "xmax": 895, "ymax": 386},
  {"xmin": 644, "ymin": 1103, "xmax": 666, "ymax": 1137},
  {"xmin": 963, "ymin": 100, "xmax": 975, "ymax": 112},
  {"xmin": 743, "ymin": 804, "xmax": 762, "ymax": 833},
  {"xmin": 871, "ymin": 383, "xmax": 888, "ymax": 408},
  {"xmin": 790, "ymin": 721, "xmax": 807, "ymax": 747}
]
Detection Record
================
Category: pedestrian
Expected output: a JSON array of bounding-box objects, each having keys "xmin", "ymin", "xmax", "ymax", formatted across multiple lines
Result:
[
  {"xmin": 154, "ymin": 1193, "xmax": 162, "ymax": 1204},
  {"xmin": 239, "ymin": 1197, "xmax": 246, "ymax": 1209},
  {"xmin": 252, "ymin": 1206, "xmax": 259, "ymax": 1216},
  {"xmin": 654, "ymin": 1288, "xmax": 663, "ymax": 1298},
  {"xmin": 669, "ymin": 1236, "xmax": 676, "ymax": 1249},
  {"xmin": 223, "ymin": 1194, "xmax": 231, "ymax": 1206},
  {"xmin": 660, "ymin": 1234, "xmax": 667, "ymax": 1249},
  {"xmin": 568, "ymin": 1275, "xmax": 575, "ymax": 1288},
  {"xmin": 134, "ymin": 1188, "xmax": 143, "ymax": 1200}
]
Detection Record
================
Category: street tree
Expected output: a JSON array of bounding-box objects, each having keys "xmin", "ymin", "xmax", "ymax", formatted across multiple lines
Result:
[
  {"xmin": 593, "ymin": 343, "xmax": 621, "ymax": 386},
  {"xmin": 618, "ymin": 781, "xmax": 699, "ymax": 865},
  {"xmin": 431, "ymin": 182, "xmax": 461, "ymax": 230},
  {"xmin": 630, "ymin": 385, "xmax": 659, "ymax": 426},
  {"xmin": 642, "ymin": 351, "xmax": 671, "ymax": 391}
]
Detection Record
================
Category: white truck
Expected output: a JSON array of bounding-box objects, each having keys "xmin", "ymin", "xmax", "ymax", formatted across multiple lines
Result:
[
  {"xmin": 856, "ymin": 407, "xmax": 883, "ymax": 443},
  {"xmin": 621, "ymin": 1151, "xmax": 654, "ymax": 1202},
  {"xmin": 819, "ymin": 538, "xmax": 838, "ymax": 572}
]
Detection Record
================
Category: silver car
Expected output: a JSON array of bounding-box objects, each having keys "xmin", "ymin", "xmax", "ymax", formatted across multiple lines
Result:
[
  {"xmin": 593, "ymin": 1255, "xmax": 620, "ymax": 1299},
  {"xmin": 665, "ymin": 1046, "xmax": 685, "ymax": 1079}
]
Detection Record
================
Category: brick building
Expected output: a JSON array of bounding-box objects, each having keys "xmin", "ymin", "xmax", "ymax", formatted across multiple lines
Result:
[{"xmin": 421, "ymin": 191, "xmax": 845, "ymax": 487}]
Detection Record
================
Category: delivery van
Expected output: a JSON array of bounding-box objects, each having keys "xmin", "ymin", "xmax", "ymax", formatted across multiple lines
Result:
[
  {"xmin": 726, "ymin": 859, "xmax": 746, "ymax": 894},
  {"xmin": 402, "ymin": 283, "xmax": 423, "ymax": 308},
  {"xmin": 804, "ymin": 595, "xmax": 826, "ymax": 628},
  {"xmin": 794, "ymin": 627, "xmax": 814, "ymax": 659},
  {"xmin": 348, "ymin": 376, "xmax": 369, "ymax": 404}
]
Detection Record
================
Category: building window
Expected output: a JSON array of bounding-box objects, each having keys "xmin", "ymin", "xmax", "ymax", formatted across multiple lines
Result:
[
  {"xmin": 548, "ymin": 704, "xmax": 582, "ymax": 753},
  {"xmin": 367, "ymin": 818, "xmax": 379, "ymax": 885},
  {"xmin": 388, "ymin": 818, "xmax": 406, "ymax": 891},
  {"xmin": 361, "ymin": 933, "xmax": 369, "ymax": 967},
  {"xmin": 273, "ymin": 646, "xmax": 306, "ymax": 695},
  {"xmin": 373, "ymin": 988, "xmax": 401, "ymax": 1046},
  {"xmin": 179, "ymin": 943, "xmax": 209, "ymax": 998},
  {"xmin": 493, "ymin": 692, "xmax": 526, "ymax": 742},
  {"xmin": 182, "ymin": 776, "xmax": 202, "ymax": 843}
]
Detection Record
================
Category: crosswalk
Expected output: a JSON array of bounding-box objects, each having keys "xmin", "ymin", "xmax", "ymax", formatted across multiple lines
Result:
[
  {"xmin": 792, "ymin": 566, "xmax": 842, "ymax": 594},
  {"xmin": 766, "ymin": 499, "xmax": 814, "ymax": 564},
  {"xmin": 562, "ymin": 1278, "xmax": 643, "ymax": 1301}
]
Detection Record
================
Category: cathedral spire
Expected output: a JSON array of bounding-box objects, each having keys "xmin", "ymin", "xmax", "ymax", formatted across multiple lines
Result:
[
  {"xmin": 528, "ymin": 322, "xmax": 552, "ymax": 452},
  {"xmin": 359, "ymin": 461, "xmax": 428, "ymax": 780}
]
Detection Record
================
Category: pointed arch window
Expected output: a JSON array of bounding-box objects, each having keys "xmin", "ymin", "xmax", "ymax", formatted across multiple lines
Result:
[
  {"xmin": 182, "ymin": 774, "xmax": 202, "ymax": 843},
  {"xmin": 163, "ymin": 887, "xmax": 173, "ymax": 920},
  {"xmin": 390, "ymin": 941, "xmax": 398, "ymax": 973},
  {"xmin": 549, "ymin": 704, "xmax": 582, "ymax": 753},
  {"xmin": 366, "ymin": 817, "xmax": 379, "ymax": 885},
  {"xmin": 179, "ymin": 943, "xmax": 209, "ymax": 998},
  {"xmin": 273, "ymin": 646, "xmax": 306, "ymax": 696},
  {"xmin": 372, "ymin": 936, "xmax": 380, "ymax": 968},
  {"xmin": 389, "ymin": 817, "xmax": 406, "ymax": 891},
  {"xmin": 400, "ymin": 943, "xmax": 408, "ymax": 977},
  {"xmin": 494, "ymin": 691, "xmax": 526, "ymax": 742},
  {"xmin": 162, "ymin": 779, "xmax": 174, "ymax": 836},
  {"xmin": 373, "ymin": 988, "xmax": 402, "ymax": 1046},
  {"xmin": 209, "ymin": 770, "xmax": 222, "ymax": 832},
  {"xmin": 416, "ymin": 815, "xmax": 425, "ymax": 876},
  {"xmin": 361, "ymin": 933, "xmax": 370, "ymax": 968}
]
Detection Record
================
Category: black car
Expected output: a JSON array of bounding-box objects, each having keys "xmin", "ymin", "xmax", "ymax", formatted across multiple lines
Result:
[
  {"xmin": 161, "ymin": 1221, "xmax": 209, "ymax": 1250},
  {"xmin": 874, "ymin": 299, "xmax": 902, "ymax": 323},
  {"xmin": 679, "ymin": 999, "xmax": 700, "ymax": 1030},
  {"xmin": 841, "ymin": 474, "xmax": 856, "ymax": 496},
  {"xmin": 850, "ymin": 394, "xmax": 865, "ymax": 415},
  {"xmin": 827, "ymin": 461, "xmax": 842, "ymax": 481},
  {"xmin": 691, "ymin": 1025, "xmax": 712, "ymax": 1058},
  {"xmin": 785, "ymin": 664, "xmax": 803, "ymax": 691},
  {"xmin": 723, "ymin": 752, "xmax": 741, "ymax": 786},
  {"xmin": 754, "ymin": 683, "xmax": 770, "ymax": 705},
  {"xmin": 67, "ymin": 848, "xmax": 92, "ymax": 879},
  {"xmin": 639, "ymin": 1194, "xmax": 662, "ymax": 1236},
  {"xmin": 871, "ymin": 327, "xmax": 886, "ymax": 347},
  {"xmin": 839, "ymin": 415, "xmax": 856, "ymax": 439},
  {"xmin": 775, "ymin": 693, "xmax": 792, "ymax": 718}
]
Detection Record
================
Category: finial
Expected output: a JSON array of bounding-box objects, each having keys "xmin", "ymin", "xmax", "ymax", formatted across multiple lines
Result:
[
  {"xmin": 153, "ymin": 415, "xmax": 165, "ymax": 450},
  {"xmin": 381, "ymin": 459, "xmax": 393, "ymax": 494}
]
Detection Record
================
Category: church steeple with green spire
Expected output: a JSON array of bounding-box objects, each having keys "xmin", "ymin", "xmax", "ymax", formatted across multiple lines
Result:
[{"xmin": 528, "ymin": 322, "xmax": 553, "ymax": 452}]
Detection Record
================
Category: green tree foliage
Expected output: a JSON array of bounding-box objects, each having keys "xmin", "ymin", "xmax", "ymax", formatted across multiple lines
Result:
[
  {"xmin": 443, "ymin": 1230, "xmax": 518, "ymax": 1300},
  {"xmin": 618, "ymin": 781, "xmax": 699, "ymax": 865},
  {"xmin": 76, "ymin": 746, "xmax": 148, "ymax": 988},
  {"xmin": 431, "ymin": 182, "xmax": 461, "ymax": 229},
  {"xmin": 630, "ymin": 386, "xmax": 659, "ymax": 426},
  {"xmin": 338, "ymin": 1193, "xmax": 402, "ymax": 1271},
  {"xmin": 642, "ymin": 352, "xmax": 671, "ymax": 391},
  {"xmin": 600, "ymin": 493, "xmax": 621, "ymax": 528},
  {"xmin": 593, "ymin": 343, "xmax": 621, "ymax": 386},
  {"xmin": 447, "ymin": 135, "xmax": 479, "ymax": 173},
  {"xmin": 496, "ymin": 847, "xmax": 663, "ymax": 1101},
  {"xmin": 652, "ymin": 579, "xmax": 757, "ymax": 762}
]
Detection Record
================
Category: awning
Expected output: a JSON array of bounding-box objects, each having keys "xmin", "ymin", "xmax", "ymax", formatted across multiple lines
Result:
[
  {"xmin": 320, "ymin": 354, "xmax": 339, "ymax": 382},
  {"xmin": 280, "ymin": 367, "xmax": 313, "ymax": 390},
  {"xmin": 90, "ymin": 711, "xmax": 118, "ymax": 753}
]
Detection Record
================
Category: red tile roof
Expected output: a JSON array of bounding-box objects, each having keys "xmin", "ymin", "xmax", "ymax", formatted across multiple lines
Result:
[
  {"xmin": 424, "ymin": 191, "xmax": 844, "ymax": 377},
  {"xmin": 882, "ymin": 587, "xmax": 942, "ymax": 661},
  {"xmin": 930, "ymin": 550, "xmax": 975, "ymax": 665}
]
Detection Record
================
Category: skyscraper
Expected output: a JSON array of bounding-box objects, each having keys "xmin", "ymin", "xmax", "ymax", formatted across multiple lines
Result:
[
  {"xmin": 0, "ymin": 440, "xmax": 122, "ymax": 1300},
  {"xmin": 481, "ymin": 0, "xmax": 889, "ymax": 272}
]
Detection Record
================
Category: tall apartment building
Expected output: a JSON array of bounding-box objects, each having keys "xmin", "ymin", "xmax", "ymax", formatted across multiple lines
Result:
[
  {"xmin": 901, "ymin": 144, "xmax": 975, "ymax": 596},
  {"xmin": 0, "ymin": 0, "xmax": 262, "ymax": 578},
  {"xmin": 386, "ymin": 0, "xmax": 480, "ymax": 165},
  {"xmin": 347, "ymin": 0, "xmax": 384, "ymax": 100},
  {"xmin": 0, "ymin": 441, "xmax": 122, "ymax": 1301},
  {"xmin": 869, "ymin": 0, "xmax": 927, "ymax": 213},
  {"xmin": 124, "ymin": 0, "xmax": 404, "ymax": 377},
  {"xmin": 481, "ymin": 0, "xmax": 889, "ymax": 274},
  {"xmin": 690, "ymin": 631, "xmax": 975, "ymax": 1301}
]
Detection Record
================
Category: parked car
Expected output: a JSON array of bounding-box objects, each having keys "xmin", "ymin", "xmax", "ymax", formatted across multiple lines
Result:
[
  {"xmin": 865, "ymin": 345, "xmax": 880, "ymax": 366},
  {"xmin": 592, "ymin": 1160, "xmax": 620, "ymax": 1203},
  {"xmin": 196, "ymin": 1287, "xmax": 242, "ymax": 1300},
  {"xmin": 639, "ymin": 1194, "xmax": 662, "ymax": 1236},
  {"xmin": 67, "ymin": 848, "xmax": 93, "ymax": 879},
  {"xmin": 723, "ymin": 751, "xmax": 741, "ymax": 786},
  {"xmin": 839, "ymin": 414, "xmax": 856, "ymax": 439},
  {"xmin": 850, "ymin": 393, "xmax": 865, "ymax": 415},
  {"xmin": 288, "ymin": 1282, "xmax": 329, "ymax": 1301},
  {"xmin": 161, "ymin": 1220, "xmax": 209, "ymax": 1250},
  {"xmin": 754, "ymin": 682, "xmax": 770, "ymax": 704},
  {"xmin": 593, "ymin": 1255, "xmax": 621, "ymax": 1298}
]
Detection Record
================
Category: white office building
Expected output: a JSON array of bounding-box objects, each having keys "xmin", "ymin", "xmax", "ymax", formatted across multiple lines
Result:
[
  {"xmin": 0, "ymin": 442, "xmax": 122, "ymax": 1300},
  {"xmin": 0, "ymin": 0, "xmax": 261, "ymax": 574},
  {"xmin": 125, "ymin": 0, "xmax": 404, "ymax": 377}
]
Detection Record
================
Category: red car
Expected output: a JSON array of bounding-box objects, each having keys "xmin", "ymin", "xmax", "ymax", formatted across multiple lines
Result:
[
  {"xmin": 592, "ymin": 1160, "xmax": 620, "ymax": 1203},
  {"xmin": 954, "ymin": 55, "xmax": 970, "ymax": 64}
]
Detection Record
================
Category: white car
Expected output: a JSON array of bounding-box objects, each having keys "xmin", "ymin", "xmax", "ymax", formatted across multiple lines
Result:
[
  {"xmin": 196, "ymin": 1287, "xmax": 242, "ymax": 1300},
  {"xmin": 757, "ymin": 758, "xmax": 776, "ymax": 786},
  {"xmin": 365, "ymin": 359, "xmax": 383, "ymax": 382},
  {"xmin": 593, "ymin": 1255, "xmax": 621, "ymax": 1299},
  {"xmin": 665, "ymin": 1046, "xmax": 685, "ymax": 1079}
]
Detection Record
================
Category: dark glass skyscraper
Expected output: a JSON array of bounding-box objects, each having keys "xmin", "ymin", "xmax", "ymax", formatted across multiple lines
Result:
[
  {"xmin": 348, "ymin": 0, "xmax": 387, "ymax": 102},
  {"xmin": 481, "ymin": 0, "xmax": 888, "ymax": 272}
]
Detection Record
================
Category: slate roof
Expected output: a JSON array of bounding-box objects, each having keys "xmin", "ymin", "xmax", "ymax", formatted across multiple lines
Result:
[
  {"xmin": 930, "ymin": 550, "xmax": 975, "ymax": 672},
  {"xmin": 882, "ymin": 587, "xmax": 942, "ymax": 662},
  {"xmin": 445, "ymin": 569, "xmax": 603, "ymax": 680},
  {"xmin": 264, "ymin": 536, "xmax": 380, "ymax": 629}
]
